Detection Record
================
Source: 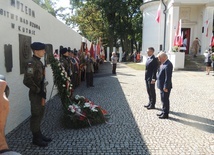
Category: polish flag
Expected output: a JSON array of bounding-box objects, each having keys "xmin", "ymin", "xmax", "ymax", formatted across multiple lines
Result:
[
  {"xmin": 205, "ymin": 19, "xmax": 210, "ymax": 37},
  {"xmin": 173, "ymin": 19, "xmax": 183, "ymax": 46},
  {"xmin": 155, "ymin": 2, "xmax": 161, "ymax": 23},
  {"xmin": 85, "ymin": 44, "xmax": 89, "ymax": 54},
  {"xmin": 210, "ymin": 36, "xmax": 214, "ymax": 46},
  {"xmin": 89, "ymin": 43, "xmax": 94, "ymax": 58}
]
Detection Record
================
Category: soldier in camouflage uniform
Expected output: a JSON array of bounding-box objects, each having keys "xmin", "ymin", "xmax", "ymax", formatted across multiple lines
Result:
[
  {"xmin": 60, "ymin": 48, "xmax": 72, "ymax": 78},
  {"xmin": 70, "ymin": 49, "xmax": 80, "ymax": 89},
  {"xmin": 23, "ymin": 42, "xmax": 52, "ymax": 147}
]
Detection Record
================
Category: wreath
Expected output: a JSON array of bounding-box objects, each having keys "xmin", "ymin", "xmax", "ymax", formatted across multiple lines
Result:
[{"xmin": 49, "ymin": 55, "xmax": 109, "ymax": 128}]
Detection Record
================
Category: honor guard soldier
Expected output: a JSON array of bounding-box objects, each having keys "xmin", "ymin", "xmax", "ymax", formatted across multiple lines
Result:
[
  {"xmin": 23, "ymin": 42, "xmax": 52, "ymax": 147},
  {"xmin": 60, "ymin": 48, "xmax": 72, "ymax": 78},
  {"xmin": 69, "ymin": 50, "xmax": 78, "ymax": 89}
]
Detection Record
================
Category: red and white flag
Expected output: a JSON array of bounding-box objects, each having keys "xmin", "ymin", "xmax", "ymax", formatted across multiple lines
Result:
[
  {"xmin": 205, "ymin": 19, "xmax": 210, "ymax": 37},
  {"xmin": 210, "ymin": 36, "xmax": 214, "ymax": 46},
  {"xmin": 155, "ymin": 2, "xmax": 161, "ymax": 23},
  {"xmin": 173, "ymin": 19, "xmax": 183, "ymax": 46},
  {"xmin": 89, "ymin": 43, "xmax": 94, "ymax": 58}
]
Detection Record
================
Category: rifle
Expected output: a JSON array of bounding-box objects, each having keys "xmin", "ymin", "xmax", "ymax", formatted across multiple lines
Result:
[{"xmin": 41, "ymin": 66, "xmax": 48, "ymax": 106}]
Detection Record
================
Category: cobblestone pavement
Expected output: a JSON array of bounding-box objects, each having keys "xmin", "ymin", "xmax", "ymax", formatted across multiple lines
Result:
[{"xmin": 6, "ymin": 62, "xmax": 214, "ymax": 155}]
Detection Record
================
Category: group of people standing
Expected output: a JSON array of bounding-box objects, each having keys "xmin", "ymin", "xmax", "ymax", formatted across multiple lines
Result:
[
  {"xmin": 127, "ymin": 51, "xmax": 142, "ymax": 62},
  {"xmin": 22, "ymin": 42, "xmax": 101, "ymax": 148},
  {"xmin": 59, "ymin": 47, "xmax": 96, "ymax": 88},
  {"xmin": 144, "ymin": 47, "xmax": 173, "ymax": 119}
]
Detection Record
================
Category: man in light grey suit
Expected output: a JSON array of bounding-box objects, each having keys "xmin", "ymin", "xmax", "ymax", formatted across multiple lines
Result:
[{"xmin": 156, "ymin": 52, "xmax": 173, "ymax": 119}]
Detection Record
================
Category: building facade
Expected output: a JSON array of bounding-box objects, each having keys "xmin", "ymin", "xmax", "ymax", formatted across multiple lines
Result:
[{"xmin": 140, "ymin": 0, "xmax": 214, "ymax": 55}]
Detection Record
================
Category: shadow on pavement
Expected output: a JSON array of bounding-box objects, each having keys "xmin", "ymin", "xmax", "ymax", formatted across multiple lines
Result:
[
  {"xmin": 6, "ymin": 62, "xmax": 151, "ymax": 155},
  {"xmin": 169, "ymin": 111, "xmax": 214, "ymax": 133},
  {"xmin": 155, "ymin": 107, "xmax": 214, "ymax": 133}
]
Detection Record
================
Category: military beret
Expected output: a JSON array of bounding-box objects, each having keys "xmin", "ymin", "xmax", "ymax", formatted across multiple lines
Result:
[
  {"xmin": 73, "ymin": 49, "xmax": 78, "ymax": 55},
  {"xmin": 74, "ymin": 51, "xmax": 78, "ymax": 55},
  {"xmin": 31, "ymin": 42, "xmax": 45, "ymax": 50},
  {"xmin": 60, "ymin": 48, "xmax": 68, "ymax": 55},
  {"xmin": 67, "ymin": 47, "xmax": 71, "ymax": 52},
  {"xmin": 70, "ymin": 50, "xmax": 74, "ymax": 53}
]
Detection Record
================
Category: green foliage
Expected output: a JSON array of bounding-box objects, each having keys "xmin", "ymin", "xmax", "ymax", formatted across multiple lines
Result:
[
  {"xmin": 33, "ymin": 0, "xmax": 56, "ymax": 17},
  {"xmin": 49, "ymin": 55, "xmax": 73, "ymax": 110},
  {"xmin": 211, "ymin": 55, "xmax": 214, "ymax": 61},
  {"xmin": 68, "ymin": 2, "xmax": 105, "ymax": 41},
  {"xmin": 33, "ymin": 0, "xmax": 143, "ymax": 53},
  {"xmin": 67, "ymin": 0, "xmax": 142, "ymax": 52}
]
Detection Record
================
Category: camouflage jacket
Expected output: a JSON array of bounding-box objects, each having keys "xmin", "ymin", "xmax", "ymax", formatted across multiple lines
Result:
[
  {"xmin": 23, "ymin": 55, "xmax": 44, "ymax": 94},
  {"xmin": 60, "ymin": 56, "xmax": 72, "ymax": 76}
]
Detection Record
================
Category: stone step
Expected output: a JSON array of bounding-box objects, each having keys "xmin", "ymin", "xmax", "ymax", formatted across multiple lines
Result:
[{"xmin": 180, "ymin": 54, "xmax": 206, "ymax": 71}]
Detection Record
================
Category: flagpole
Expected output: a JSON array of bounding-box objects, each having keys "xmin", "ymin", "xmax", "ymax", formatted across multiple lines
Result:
[
  {"xmin": 162, "ymin": 0, "xmax": 167, "ymax": 51},
  {"xmin": 159, "ymin": 14, "xmax": 161, "ymax": 52},
  {"xmin": 155, "ymin": 1, "xmax": 162, "ymax": 52}
]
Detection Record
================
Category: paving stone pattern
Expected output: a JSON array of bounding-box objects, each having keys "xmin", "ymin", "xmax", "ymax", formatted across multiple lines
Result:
[{"xmin": 6, "ymin": 61, "xmax": 214, "ymax": 155}]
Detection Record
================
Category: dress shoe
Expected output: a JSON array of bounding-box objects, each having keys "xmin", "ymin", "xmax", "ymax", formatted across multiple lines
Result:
[
  {"xmin": 156, "ymin": 113, "xmax": 163, "ymax": 116},
  {"xmin": 147, "ymin": 106, "xmax": 155, "ymax": 110},
  {"xmin": 32, "ymin": 139, "xmax": 48, "ymax": 147},
  {"xmin": 144, "ymin": 104, "xmax": 150, "ymax": 108},
  {"xmin": 41, "ymin": 135, "xmax": 52, "ymax": 142},
  {"xmin": 159, "ymin": 115, "xmax": 169, "ymax": 119},
  {"xmin": 32, "ymin": 132, "xmax": 48, "ymax": 147}
]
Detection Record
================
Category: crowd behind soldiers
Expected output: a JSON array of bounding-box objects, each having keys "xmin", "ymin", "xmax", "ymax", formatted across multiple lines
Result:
[
  {"xmin": 122, "ymin": 51, "xmax": 143, "ymax": 63},
  {"xmin": 59, "ymin": 47, "xmax": 101, "ymax": 89}
]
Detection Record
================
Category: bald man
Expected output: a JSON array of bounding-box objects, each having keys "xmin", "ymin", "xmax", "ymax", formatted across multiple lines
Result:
[{"xmin": 156, "ymin": 52, "xmax": 173, "ymax": 119}]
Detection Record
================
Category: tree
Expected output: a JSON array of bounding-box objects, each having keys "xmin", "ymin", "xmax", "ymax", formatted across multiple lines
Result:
[
  {"xmin": 33, "ymin": 0, "xmax": 69, "ymax": 19},
  {"xmin": 33, "ymin": 0, "xmax": 142, "ymax": 54},
  {"xmin": 67, "ymin": 0, "xmax": 142, "ymax": 53}
]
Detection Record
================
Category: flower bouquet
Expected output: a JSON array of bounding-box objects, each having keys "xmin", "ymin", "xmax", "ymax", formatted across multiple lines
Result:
[
  {"xmin": 49, "ymin": 55, "xmax": 109, "ymax": 128},
  {"xmin": 211, "ymin": 54, "xmax": 214, "ymax": 61},
  {"xmin": 64, "ymin": 95, "xmax": 108, "ymax": 128},
  {"xmin": 172, "ymin": 46, "xmax": 179, "ymax": 52}
]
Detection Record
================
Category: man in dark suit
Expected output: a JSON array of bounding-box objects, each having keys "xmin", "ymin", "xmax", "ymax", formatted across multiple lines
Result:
[
  {"xmin": 156, "ymin": 52, "xmax": 173, "ymax": 119},
  {"xmin": 144, "ymin": 47, "xmax": 159, "ymax": 109}
]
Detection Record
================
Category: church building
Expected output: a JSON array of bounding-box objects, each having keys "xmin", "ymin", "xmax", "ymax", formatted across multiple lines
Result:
[{"xmin": 140, "ymin": 0, "xmax": 214, "ymax": 56}]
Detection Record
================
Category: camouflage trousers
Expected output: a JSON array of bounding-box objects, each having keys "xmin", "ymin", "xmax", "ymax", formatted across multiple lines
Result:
[{"xmin": 29, "ymin": 92, "xmax": 45, "ymax": 133}]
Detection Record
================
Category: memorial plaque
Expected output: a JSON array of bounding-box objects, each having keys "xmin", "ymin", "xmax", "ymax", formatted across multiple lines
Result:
[
  {"xmin": 4, "ymin": 44, "xmax": 13, "ymax": 72},
  {"xmin": 44, "ymin": 44, "xmax": 53, "ymax": 66},
  {"xmin": 19, "ymin": 34, "xmax": 31, "ymax": 74}
]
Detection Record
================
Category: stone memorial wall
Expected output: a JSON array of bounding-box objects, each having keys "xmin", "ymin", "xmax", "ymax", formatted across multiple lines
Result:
[{"xmin": 0, "ymin": 0, "xmax": 84, "ymax": 134}]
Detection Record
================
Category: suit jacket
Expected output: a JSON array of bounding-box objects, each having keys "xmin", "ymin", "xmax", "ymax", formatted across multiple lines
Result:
[
  {"xmin": 145, "ymin": 55, "xmax": 158, "ymax": 81},
  {"xmin": 157, "ymin": 59, "xmax": 173, "ymax": 90}
]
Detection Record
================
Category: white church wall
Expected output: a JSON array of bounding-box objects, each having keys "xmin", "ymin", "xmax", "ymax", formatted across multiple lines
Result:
[
  {"xmin": 201, "ymin": 6, "xmax": 214, "ymax": 52},
  {"xmin": 142, "ymin": 3, "xmax": 163, "ymax": 53},
  {"xmin": 0, "ymin": 0, "xmax": 83, "ymax": 134},
  {"xmin": 141, "ymin": 2, "xmax": 164, "ymax": 64}
]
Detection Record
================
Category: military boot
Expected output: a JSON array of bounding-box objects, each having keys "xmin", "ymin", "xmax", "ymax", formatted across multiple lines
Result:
[
  {"xmin": 32, "ymin": 132, "xmax": 48, "ymax": 147},
  {"xmin": 39, "ymin": 131, "xmax": 52, "ymax": 142}
]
